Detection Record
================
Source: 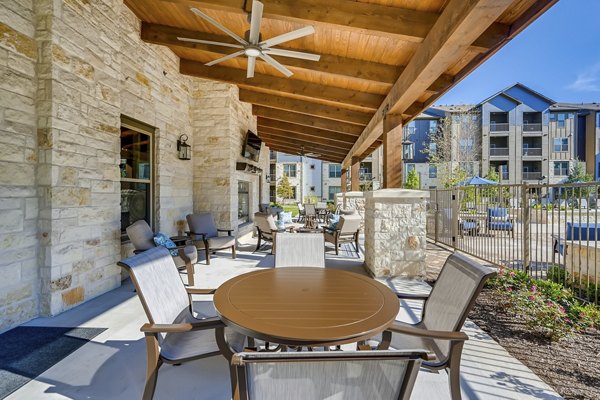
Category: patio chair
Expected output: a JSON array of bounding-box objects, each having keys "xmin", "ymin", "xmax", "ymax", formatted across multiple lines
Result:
[
  {"xmin": 323, "ymin": 213, "xmax": 361, "ymax": 256},
  {"xmin": 274, "ymin": 233, "xmax": 325, "ymax": 267},
  {"xmin": 316, "ymin": 201, "xmax": 329, "ymax": 223},
  {"xmin": 304, "ymin": 203, "xmax": 317, "ymax": 220},
  {"xmin": 186, "ymin": 213, "xmax": 236, "ymax": 265},
  {"xmin": 486, "ymin": 207, "xmax": 514, "ymax": 237},
  {"xmin": 232, "ymin": 349, "xmax": 429, "ymax": 400},
  {"xmin": 117, "ymin": 247, "xmax": 246, "ymax": 400},
  {"xmin": 296, "ymin": 202, "xmax": 305, "ymax": 222},
  {"xmin": 254, "ymin": 212, "xmax": 281, "ymax": 254},
  {"xmin": 126, "ymin": 220, "xmax": 197, "ymax": 286},
  {"xmin": 379, "ymin": 252, "xmax": 496, "ymax": 400}
]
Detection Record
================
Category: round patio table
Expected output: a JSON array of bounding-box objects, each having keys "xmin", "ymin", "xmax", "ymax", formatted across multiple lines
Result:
[{"xmin": 213, "ymin": 267, "xmax": 399, "ymax": 346}]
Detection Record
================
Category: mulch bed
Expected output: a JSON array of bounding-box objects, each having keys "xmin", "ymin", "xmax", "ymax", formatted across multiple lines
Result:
[{"xmin": 468, "ymin": 288, "xmax": 600, "ymax": 400}]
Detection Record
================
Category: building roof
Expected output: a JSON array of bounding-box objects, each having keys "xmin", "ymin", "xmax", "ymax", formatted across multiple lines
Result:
[
  {"xmin": 430, "ymin": 104, "xmax": 477, "ymax": 113},
  {"xmin": 477, "ymin": 82, "xmax": 555, "ymax": 107},
  {"xmin": 550, "ymin": 102, "xmax": 600, "ymax": 111}
]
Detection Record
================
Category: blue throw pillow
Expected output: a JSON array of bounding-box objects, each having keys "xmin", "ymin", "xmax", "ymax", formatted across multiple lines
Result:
[
  {"xmin": 153, "ymin": 233, "xmax": 179, "ymax": 257},
  {"xmin": 280, "ymin": 211, "xmax": 293, "ymax": 224},
  {"xmin": 328, "ymin": 214, "xmax": 340, "ymax": 230}
]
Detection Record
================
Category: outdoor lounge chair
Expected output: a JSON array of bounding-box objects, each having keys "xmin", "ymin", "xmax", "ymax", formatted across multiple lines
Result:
[
  {"xmin": 323, "ymin": 213, "xmax": 361, "ymax": 256},
  {"xmin": 274, "ymin": 233, "xmax": 325, "ymax": 267},
  {"xmin": 486, "ymin": 207, "xmax": 514, "ymax": 237},
  {"xmin": 254, "ymin": 211, "xmax": 282, "ymax": 254},
  {"xmin": 186, "ymin": 213, "xmax": 236, "ymax": 265},
  {"xmin": 231, "ymin": 349, "xmax": 429, "ymax": 400},
  {"xmin": 296, "ymin": 202, "xmax": 305, "ymax": 222},
  {"xmin": 117, "ymin": 247, "xmax": 245, "ymax": 400},
  {"xmin": 378, "ymin": 252, "xmax": 496, "ymax": 400},
  {"xmin": 126, "ymin": 220, "xmax": 197, "ymax": 286}
]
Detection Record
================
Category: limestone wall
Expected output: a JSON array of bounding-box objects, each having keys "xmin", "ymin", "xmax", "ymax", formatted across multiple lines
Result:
[
  {"xmin": 0, "ymin": 1, "xmax": 40, "ymax": 330},
  {"xmin": 335, "ymin": 191, "xmax": 365, "ymax": 229},
  {"xmin": 0, "ymin": 0, "xmax": 262, "ymax": 332}
]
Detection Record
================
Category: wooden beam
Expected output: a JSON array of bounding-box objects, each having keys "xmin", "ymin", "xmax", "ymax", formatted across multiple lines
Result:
[
  {"xmin": 259, "ymin": 135, "xmax": 349, "ymax": 156},
  {"xmin": 258, "ymin": 126, "xmax": 355, "ymax": 146},
  {"xmin": 350, "ymin": 157, "xmax": 360, "ymax": 191},
  {"xmin": 253, "ymin": 106, "xmax": 364, "ymax": 136},
  {"xmin": 180, "ymin": 60, "xmax": 384, "ymax": 111},
  {"xmin": 382, "ymin": 114, "xmax": 403, "ymax": 188},
  {"xmin": 264, "ymin": 142, "xmax": 342, "ymax": 162},
  {"xmin": 240, "ymin": 89, "xmax": 373, "ymax": 125},
  {"xmin": 257, "ymin": 118, "xmax": 359, "ymax": 142},
  {"xmin": 141, "ymin": 22, "xmax": 401, "ymax": 85},
  {"xmin": 166, "ymin": 0, "xmax": 508, "ymax": 49},
  {"xmin": 341, "ymin": 169, "xmax": 347, "ymax": 193},
  {"xmin": 343, "ymin": 0, "xmax": 514, "ymax": 168}
]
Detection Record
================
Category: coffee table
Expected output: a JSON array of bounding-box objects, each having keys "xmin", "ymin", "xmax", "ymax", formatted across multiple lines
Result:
[{"xmin": 213, "ymin": 267, "xmax": 399, "ymax": 347}]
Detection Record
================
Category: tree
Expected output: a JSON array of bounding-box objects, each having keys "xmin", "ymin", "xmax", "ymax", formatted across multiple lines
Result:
[
  {"xmin": 564, "ymin": 161, "xmax": 593, "ymax": 199},
  {"xmin": 276, "ymin": 175, "xmax": 294, "ymax": 201},
  {"xmin": 404, "ymin": 168, "xmax": 420, "ymax": 189},
  {"xmin": 422, "ymin": 109, "xmax": 481, "ymax": 187}
]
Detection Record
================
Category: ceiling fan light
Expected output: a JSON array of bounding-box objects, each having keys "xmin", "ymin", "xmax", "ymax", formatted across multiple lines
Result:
[{"xmin": 244, "ymin": 47, "xmax": 261, "ymax": 57}]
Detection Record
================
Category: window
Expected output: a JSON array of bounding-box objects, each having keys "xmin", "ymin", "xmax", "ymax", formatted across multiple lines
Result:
[
  {"xmin": 269, "ymin": 164, "xmax": 276, "ymax": 177},
  {"xmin": 120, "ymin": 118, "xmax": 154, "ymax": 238},
  {"xmin": 429, "ymin": 165, "xmax": 437, "ymax": 178},
  {"xmin": 269, "ymin": 187, "xmax": 276, "ymax": 202},
  {"xmin": 309, "ymin": 186, "xmax": 315, "ymax": 191},
  {"xmin": 328, "ymin": 186, "xmax": 341, "ymax": 201},
  {"xmin": 328, "ymin": 164, "xmax": 342, "ymax": 178},
  {"xmin": 429, "ymin": 142, "xmax": 437, "ymax": 155},
  {"xmin": 428, "ymin": 120, "xmax": 438, "ymax": 134},
  {"xmin": 283, "ymin": 163, "xmax": 296, "ymax": 177},
  {"xmin": 554, "ymin": 161, "xmax": 569, "ymax": 176},
  {"xmin": 553, "ymin": 137, "xmax": 568, "ymax": 152},
  {"xmin": 459, "ymin": 162, "xmax": 474, "ymax": 175},
  {"xmin": 406, "ymin": 164, "xmax": 416, "ymax": 173},
  {"xmin": 310, "ymin": 164, "xmax": 315, "ymax": 170},
  {"xmin": 459, "ymin": 138, "xmax": 474, "ymax": 153},
  {"xmin": 551, "ymin": 112, "xmax": 567, "ymax": 128}
]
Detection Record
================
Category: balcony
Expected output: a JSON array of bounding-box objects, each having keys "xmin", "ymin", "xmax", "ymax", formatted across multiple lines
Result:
[
  {"xmin": 522, "ymin": 171, "xmax": 543, "ymax": 180},
  {"xmin": 360, "ymin": 172, "xmax": 373, "ymax": 180},
  {"xmin": 490, "ymin": 123, "xmax": 509, "ymax": 133},
  {"xmin": 489, "ymin": 147, "xmax": 509, "ymax": 157},
  {"xmin": 523, "ymin": 123, "xmax": 542, "ymax": 132},
  {"xmin": 522, "ymin": 147, "xmax": 542, "ymax": 156}
]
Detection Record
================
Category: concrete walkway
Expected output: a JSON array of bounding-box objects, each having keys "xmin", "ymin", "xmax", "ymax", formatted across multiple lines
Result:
[{"xmin": 5, "ymin": 235, "xmax": 562, "ymax": 400}]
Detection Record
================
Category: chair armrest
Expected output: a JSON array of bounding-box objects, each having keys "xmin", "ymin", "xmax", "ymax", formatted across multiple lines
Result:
[
  {"xmin": 387, "ymin": 321, "xmax": 468, "ymax": 342},
  {"xmin": 141, "ymin": 317, "xmax": 223, "ymax": 333},
  {"xmin": 132, "ymin": 249, "xmax": 146, "ymax": 255},
  {"xmin": 218, "ymin": 228, "xmax": 233, "ymax": 235},
  {"xmin": 186, "ymin": 288, "xmax": 217, "ymax": 295},
  {"xmin": 396, "ymin": 292, "xmax": 431, "ymax": 301}
]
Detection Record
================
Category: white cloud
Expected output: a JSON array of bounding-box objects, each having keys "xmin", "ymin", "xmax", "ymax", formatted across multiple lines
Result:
[{"xmin": 568, "ymin": 62, "xmax": 600, "ymax": 92}]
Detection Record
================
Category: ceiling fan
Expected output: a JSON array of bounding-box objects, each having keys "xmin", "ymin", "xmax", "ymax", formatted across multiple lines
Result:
[
  {"xmin": 297, "ymin": 146, "xmax": 321, "ymax": 158},
  {"xmin": 177, "ymin": 1, "xmax": 320, "ymax": 78}
]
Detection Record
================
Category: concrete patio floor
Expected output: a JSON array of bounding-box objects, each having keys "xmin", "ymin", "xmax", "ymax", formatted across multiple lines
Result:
[{"xmin": 6, "ymin": 235, "xmax": 562, "ymax": 400}]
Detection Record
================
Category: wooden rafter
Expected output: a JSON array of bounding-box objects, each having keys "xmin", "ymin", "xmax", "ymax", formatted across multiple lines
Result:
[
  {"xmin": 253, "ymin": 106, "xmax": 364, "ymax": 135},
  {"xmin": 257, "ymin": 118, "xmax": 361, "ymax": 143},
  {"xmin": 343, "ymin": 0, "xmax": 515, "ymax": 167},
  {"xmin": 257, "ymin": 126, "xmax": 355, "ymax": 146},
  {"xmin": 259, "ymin": 134, "xmax": 350, "ymax": 156},
  {"xmin": 180, "ymin": 60, "xmax": 384, "ymax": 111}
]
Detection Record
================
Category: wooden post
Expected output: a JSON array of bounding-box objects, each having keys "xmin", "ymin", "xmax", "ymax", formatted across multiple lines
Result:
[
  {"xmin": 351, "ymin": 157, "xmax": 360, "ymax": 191},
  {"xmin": 383, "ymin": 113, "xmax": 403, "ymax": 188},
  {"xmin": 341, "ymin": 169, "xmax": 347, "ymax": 193}
]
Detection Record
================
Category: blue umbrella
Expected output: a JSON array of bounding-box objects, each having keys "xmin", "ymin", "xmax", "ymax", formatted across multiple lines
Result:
[{"xmin": 455, "ymin": 176, "xmax": 498, "ymax": 186}]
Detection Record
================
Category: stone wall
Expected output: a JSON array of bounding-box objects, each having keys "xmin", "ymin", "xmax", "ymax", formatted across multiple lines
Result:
[
  {"xmin": 0, "ymin": 0, "xmax": 262, "ymax": 332},
  {"xmin": 0, "ymin": 0, "xmax": 40, "ymax": 330},
  {"xmin": 364, "ymin": 189, "xmax": 429, "ymax": 278},
  {"xmin": 335, "ymin": 191, "xmax": 365, "ymax": 229}
]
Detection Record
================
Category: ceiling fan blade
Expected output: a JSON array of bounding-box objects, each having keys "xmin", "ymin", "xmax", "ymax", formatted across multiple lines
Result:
[
  {"xmin": 259, "ymin": 53, "xmax": 293, "ymax": 77},
  {"xmin": 247, "ymin": 56, "xmax": 256, "ymax": 78},
  {"xmin": 177, "ymin": 37, "xmax": 244, "ymax": 49},
  {"xmin": 260, "ymin": 26, "xmax": 315, "ymax": 48},
  {"xmin": 263, "ymin": 48, "xmax": 320, "ymax": 61},
  {"xmin": 248, "ymin": 0, "xmax": 264, "ymax": 45},
  {"xmin": 190, "ymin": 7, "xmax": 247, "ymax": 45},
  {"xmin": 205, "ymin": 50, "xmax": 245, "ymax": 66}
]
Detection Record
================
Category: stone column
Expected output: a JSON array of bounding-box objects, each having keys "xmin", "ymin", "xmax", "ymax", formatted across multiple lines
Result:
[
  {"xmin": 336, "ymin": 191, "xmax": 365, "ymax": 229},
  {"xmin": 364, "ymin": 189, "xmax": 429, "ymax": 278}
]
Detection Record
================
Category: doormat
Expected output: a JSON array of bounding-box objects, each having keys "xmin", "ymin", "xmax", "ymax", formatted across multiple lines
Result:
[{"xmin": 0, "ymin": 326, "xmax": 106, "ymax": 399}]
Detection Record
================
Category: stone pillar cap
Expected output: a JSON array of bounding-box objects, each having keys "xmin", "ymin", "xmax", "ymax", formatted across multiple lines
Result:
[{"xmin": 365, "ymin": 189, "xmax": 430, "ymax": 199}]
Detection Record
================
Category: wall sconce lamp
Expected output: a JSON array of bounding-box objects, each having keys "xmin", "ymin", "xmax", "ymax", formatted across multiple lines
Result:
[
  {"xmin": 177, "ymin": 134, "xmax": 191, "ymax": 160},
  {"xmin": 265, "ymin": 174, "xmax": 271, "ymax": 183}
]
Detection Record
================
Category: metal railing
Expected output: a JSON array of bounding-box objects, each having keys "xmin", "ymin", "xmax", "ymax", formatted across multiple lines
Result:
[
  {"xmin": 522, "ymin": 171, "xmax": 543, "ymax": 180},
  {"xmin": 522, "ymin": 148, "xmax": 542, "ymax": 156},
  {"xmin": 490, "ymin": 123, "xmax": 509, "ymax": 132},
  {"xmin": 360, "ymin": 173, "xmax": 373, "ymax": 180},
  {"xmin": 523, "ymin": 123, "xmax": 543, "ymax": 132},
  {"xmin": 489, "ymin": 148, "xmax": 509, "ymax": 156},
  {"xmin": 427, "ymin": 182, "xmax": 600, "ymax": 304}
]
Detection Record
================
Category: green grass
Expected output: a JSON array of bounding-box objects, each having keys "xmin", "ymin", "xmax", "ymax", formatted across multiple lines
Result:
[{"xmin": 282, "ymin": 205, "xmax": 299, "ymax": 217}]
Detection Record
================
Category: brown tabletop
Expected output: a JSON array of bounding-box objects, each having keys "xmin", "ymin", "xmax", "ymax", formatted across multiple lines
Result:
[{"xmin": 213, "ymin": 267, "xmax": 399, "ymax": 346}]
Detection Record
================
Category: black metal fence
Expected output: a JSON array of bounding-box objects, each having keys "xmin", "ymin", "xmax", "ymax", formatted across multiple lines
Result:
[{"xmin": 427, "ymin": 182, "xmax": 600, "ymax": 303}]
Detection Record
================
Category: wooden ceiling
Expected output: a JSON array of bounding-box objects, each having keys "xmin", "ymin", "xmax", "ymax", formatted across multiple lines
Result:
[{"xmin": 125, "ymin": 0, "xmax": 557, "ymax": 165}]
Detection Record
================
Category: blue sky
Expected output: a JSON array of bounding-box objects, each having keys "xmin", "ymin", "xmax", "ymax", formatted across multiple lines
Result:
[{"xmin": 437, "ymin": 0, "xmax": 600, "ymax": 106}]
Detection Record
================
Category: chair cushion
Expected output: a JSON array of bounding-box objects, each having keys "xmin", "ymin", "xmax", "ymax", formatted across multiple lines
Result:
[
  {"xmin": 126, "ymin": 220, "xmax": 155, "ymax": 251},
  {"xmin": 280, "ymin": 211, "xmax": 293, "ymax": 224},
  {"xmin": 187, "ymin": 213, "xmax": 218, "ymax": 238},
  {"xmin": 153, "ymin": 233, "xmax": 179, "ymax": 256},
  {"xmin": 489, "ymin": 222, "xmax": 512, "ymax": 230},
  {"xmin": 462, "ymin": 222, "xmax": 477, "ymax": 230},
  {"xmin": 194, "ymin": 235, "xmax": 236, "ymax": 249}
]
